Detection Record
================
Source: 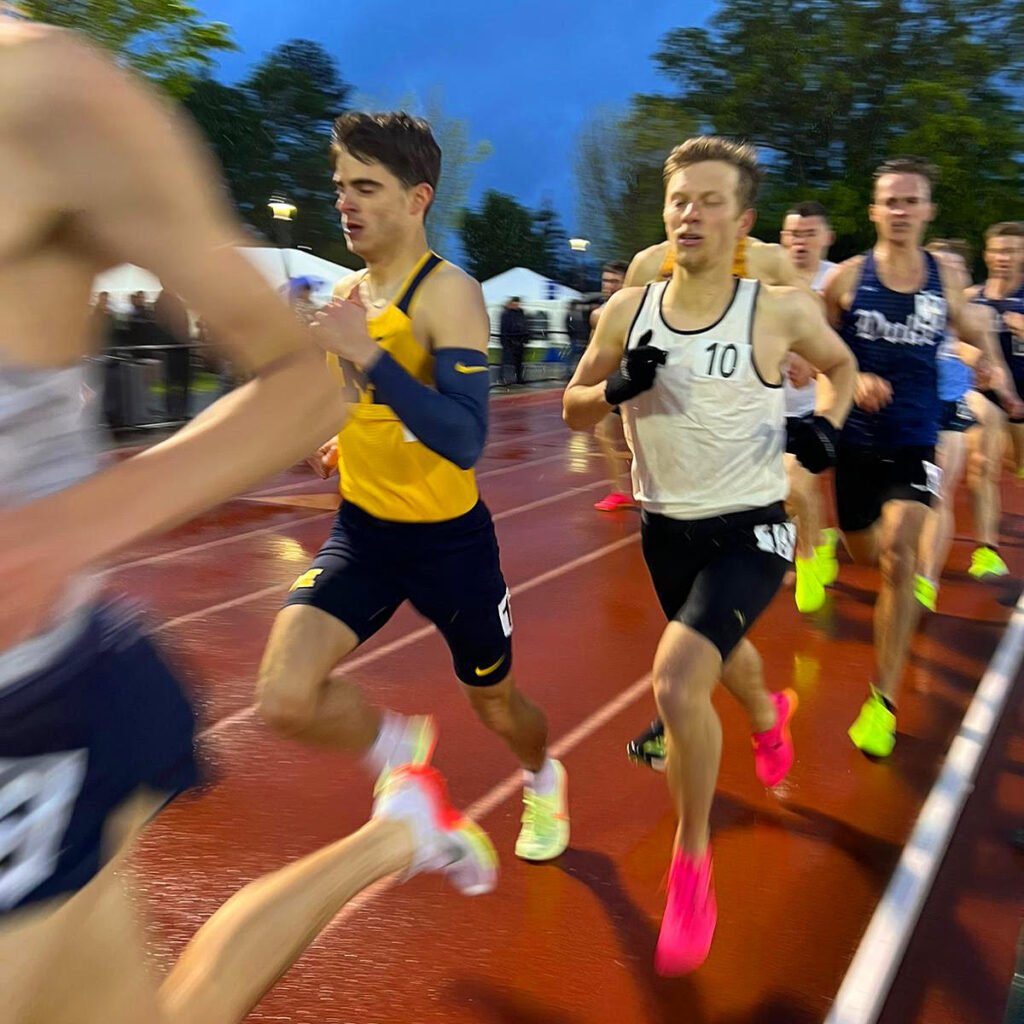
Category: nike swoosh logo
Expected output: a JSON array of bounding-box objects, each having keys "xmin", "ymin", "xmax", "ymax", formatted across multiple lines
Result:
[
  {"xmin": 474, "ymin": 654, "xmax": 507, "ymax": 677},
  {"xmin": 455, "ymin": 362, "xmax": 489, "ymax": 374}
]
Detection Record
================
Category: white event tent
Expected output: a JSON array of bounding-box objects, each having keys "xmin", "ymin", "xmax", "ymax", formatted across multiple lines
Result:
[{"xmin": 91, "ymin": 247, "xmax": 353, "ymax": 312}]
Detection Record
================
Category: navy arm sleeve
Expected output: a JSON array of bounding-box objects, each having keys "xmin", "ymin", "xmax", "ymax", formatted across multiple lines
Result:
[{"xmin": 365, "ymin": 347, "xmax": 490, "ymax": 470}]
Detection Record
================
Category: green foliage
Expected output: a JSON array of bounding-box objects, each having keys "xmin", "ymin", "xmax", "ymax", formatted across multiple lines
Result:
[
  {"xmin": 650, "ymin": 0, "xmax": 1023, "ymax": 259},
  {"xmin": 185, "ymin": 40, "xmax": 352, "ymax": 257},
  {"xmin": 574, "ymin": 95, "xmax": 697, "ymax": 261},
  {"xmin": 18, "ymin": 0, "xmax": 235, "ymax": 97},
  {"xmin": 459, "ymin": 192, "xmax": 570, "ymax": 283}
]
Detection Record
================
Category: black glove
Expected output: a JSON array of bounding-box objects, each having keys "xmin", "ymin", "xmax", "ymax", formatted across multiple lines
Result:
[
  {"xmin": 605, "ymin": 330, "xmax": 667, "ymax": 405},
  {"xmin": 786, "ymin": 414, "xmax": 839, "ymax": 473}
]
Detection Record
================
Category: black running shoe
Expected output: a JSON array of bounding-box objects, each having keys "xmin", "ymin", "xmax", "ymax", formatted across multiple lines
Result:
[{"xmin": 626, "ymin": 719, "xmax": 666, "ymax": 771}]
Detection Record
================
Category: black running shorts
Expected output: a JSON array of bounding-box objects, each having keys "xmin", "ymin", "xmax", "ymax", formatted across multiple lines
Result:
[
  {"xmin": 834, "ymin": 444, "xmax": 939, "ymax": 533},
  {"xmin": 640, "ymin": 502, "xmax": 793, "ymax": 660}
]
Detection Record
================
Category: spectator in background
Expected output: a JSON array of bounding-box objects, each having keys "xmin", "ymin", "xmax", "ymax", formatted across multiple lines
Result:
[
  {"xmin": 292, "ymin": 280, "xmax": 319, "ymax": 326},
  {"xmin": 565, "ymin": 295, "xmax": 601, "ymax": 381},
  {"xmin": 89, "ymin": 291, "xmax": 116, "ymax": 350},
  {"xmin": 153, "ymin": 290, "xmax": 192, "ymax": 421},
  {"xmin": 500, "ymin": 295, "xmax": 530, "ymax": 387}
]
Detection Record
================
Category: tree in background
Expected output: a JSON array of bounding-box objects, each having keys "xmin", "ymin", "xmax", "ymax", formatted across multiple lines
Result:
[
  {"xmin": 574, "ymin": 95, "xmax": 696, "ymax": 263},
  {"xmin": 240, "ymin": 40, "xmax": 352, "ymax": 261},
  {"xmin": 18, "ymin": 0, "xmax": 235, "ymax": 97},
  {"xmin": 532, "ymin": 200, "xmax": 569, "ymax": 282},
  {"xmin": 460, "ymin": 192, "xmax": 539, "ymax": 282},
  {"xmin": 421, "ymin": 93, "xmax": 492, "ymax": 256},
  {"xmin": 459, "ymin": 192, "xmax": 572, "ymax": 284},
  {"xmin": 650, "ymin": 0, "xmax": 1023, "ymax": 259}
]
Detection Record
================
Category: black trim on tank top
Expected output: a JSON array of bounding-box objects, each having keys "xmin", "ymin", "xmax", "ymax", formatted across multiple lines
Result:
[
  {"xmin": 657, "ymin": 277, "xmax": 740, "ymax": 335},
  {"xmin": 748, "ymin": 281, "xmax": 782, "ymax": 389},
  {"xmin": 623, "ymin": 284, "xmax": 652, "ymax": 350},
  {"xmin": 396, "ymin": 252, "xmax": 444, "ymax": 315}
]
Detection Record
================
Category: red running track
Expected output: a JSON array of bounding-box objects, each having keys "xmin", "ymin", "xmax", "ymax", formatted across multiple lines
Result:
[{"xmin": 115, "ymin": 390, "xmax": 1022, "ymax": 1023}]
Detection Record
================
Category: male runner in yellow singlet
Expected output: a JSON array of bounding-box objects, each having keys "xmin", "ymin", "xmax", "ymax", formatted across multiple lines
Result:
[{"xmin": 258, "ymin": 113, "xmax": 569, "ymax": 862}]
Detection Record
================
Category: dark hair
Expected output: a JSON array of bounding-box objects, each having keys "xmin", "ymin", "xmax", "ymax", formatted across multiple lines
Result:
[
  {"xmin": 985, "ymin": 221, "xmax": 1024, "ymax": 243},
  {"xmin": 785, "ymin": 200, "xmax": 829, "ymax": 222},
  {"xmin": 602, "ymin": 260, "xmax": 629, "ymax": 276},
  {"xmin": 331, "ymin": 112, "xmax": 441, "ymax": 199},
  {"xmin": 664, "ymin": 136, "xmax": 762, "ymax": 211},
  {"xmin": 509, "ymin": 296, "xmax": 520, "ymax": 303},
  {"xmin": 873, "ymin": 156, "xmax": 938, "ymax": 195},
  {"xmin": 926, "ymin": 238, "xmax": 972, "ymax": 264}
]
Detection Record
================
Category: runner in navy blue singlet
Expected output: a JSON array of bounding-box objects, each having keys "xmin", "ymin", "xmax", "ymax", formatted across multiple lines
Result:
[{"xmin": 823, "ymin": 157, "xmax": 1001, "ymax": 760}]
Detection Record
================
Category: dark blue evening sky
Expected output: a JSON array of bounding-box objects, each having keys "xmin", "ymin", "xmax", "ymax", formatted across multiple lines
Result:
[{"xmin": 197, "ymin": 0, "xmax": 716, "ymax": 233}]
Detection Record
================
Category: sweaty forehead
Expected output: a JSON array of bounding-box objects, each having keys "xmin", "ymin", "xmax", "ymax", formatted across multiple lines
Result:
[
  {"xmin": 874, "ymin": 173, "xmax": 931, "ymax": 201},
  {"xmin": 988, "ymin": 236, "xmax": 1024, "ymax": 251},
  {"xmin": 666, "ymin": 161, "xmax": 739, "ymax": 195},
  {"xmin": 333, "ymin": 149, "xmax": 393, "ymax": 186},
  {"xmin": 784, "ymin": 215, "xmax": 825, "ymax": 231}
]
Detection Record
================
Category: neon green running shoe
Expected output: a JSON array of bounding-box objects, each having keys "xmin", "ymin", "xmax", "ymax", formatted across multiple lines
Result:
[
  {"xmin": 813, "ymin": 528, "xmax": 840, "ymax": 587},
  {"xmin": 968, "ymin": 546, "xmax": 1009, "ymax": 579},
  {"xmin": 848, "ymin": 689, "xmax": 896, "ymax": 758},
  {"xmin": 795, "ymin": 556, "xmax": 826, "ymax": 613},
  {"xmin": 515, "ymin": 759, "xmax": 569, "ymax": 861},
  {"xmin": 914, "ymin": 574, "xmax": 937, "ymax": 613}
]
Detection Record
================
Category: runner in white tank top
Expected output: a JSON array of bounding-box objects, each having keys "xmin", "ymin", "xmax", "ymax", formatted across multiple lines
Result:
[
  {"xmin": 780, "ymin": 201, "xmax": 840, "ymax": 613},
  {"xmin": 620, "ymin": 277, "xmax": 787, "ymax": 517},
  {"xmin": 564, "ymin": 137, "xmax": 856, "ymax": 976}
]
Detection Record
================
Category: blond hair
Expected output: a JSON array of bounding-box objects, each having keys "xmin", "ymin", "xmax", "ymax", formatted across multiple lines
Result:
[{"xmin": 663, "ymin": 136, "xmax": 761, "ymax": 211}]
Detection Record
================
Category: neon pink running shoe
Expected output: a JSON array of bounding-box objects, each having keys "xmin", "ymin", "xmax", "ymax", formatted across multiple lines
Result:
[
  {"xmin": 655, "ymin": 848, "xmax": 717, "ymax": 976},
  {"xmin": 752, "ymin": 688, "xmax": 798, "ymax": 787},
  {"xmin": 594, "ymin": 491, "xmax": 633, "ymax": 511}
]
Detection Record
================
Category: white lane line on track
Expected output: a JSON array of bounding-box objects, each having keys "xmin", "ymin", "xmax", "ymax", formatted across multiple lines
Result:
[
  {"xmin": 114, "ymin": 443, "xmax": 596, "ymax": 568},
  {"xmin": 198, "ymin": 531, "xmax": 640, "ymax": 739},
  {"xmin": 826, "ymin": 587, "xmax": 1024, "ymax": 1024},
  {"xmin": 112, "ymin": 511, "xmax": 334, "ymax": 571},
  {"xmin": 318, "ymin": 671, "xmax": 654, "ymax": 939}
]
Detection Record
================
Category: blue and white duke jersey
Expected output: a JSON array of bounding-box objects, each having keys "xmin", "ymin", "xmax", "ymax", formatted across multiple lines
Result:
[{"xmin": 840, "ymin": 250, "xmax": 946, "ymax": 448}]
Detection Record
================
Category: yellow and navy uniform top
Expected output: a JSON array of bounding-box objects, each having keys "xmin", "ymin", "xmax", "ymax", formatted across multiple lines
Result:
[
  {"xmin": 657, "ymin": 235, "xmax": 750, "ymax": 281},
  {"xmin": 332, "ymin": 251, "xmax": 479, "ymax": 523}
]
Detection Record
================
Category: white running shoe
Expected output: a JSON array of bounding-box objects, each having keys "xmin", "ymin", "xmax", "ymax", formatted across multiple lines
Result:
[{"xmin": 372, "ymin": 764, "xmax": 498, "ymax": 896}]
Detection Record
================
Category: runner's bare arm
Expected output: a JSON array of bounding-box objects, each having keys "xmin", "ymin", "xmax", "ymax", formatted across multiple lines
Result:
[
  {"xmin": 624, "ymin": 244, "xmax": 668, "ymax": 288},
  {"xmin": 563, "ymin": 288, "xmax": 640, "ymax": 430},
  {"xmin": 747, "ymin": 240, "xmax": 802, "ymax": 287},
  {"xmin": 782, "ymin": 288, "xmax": 857, "ymax": 429},
  {"xmin": 19, "ymin": 34, "xmax": 349, "ymax": 563}
]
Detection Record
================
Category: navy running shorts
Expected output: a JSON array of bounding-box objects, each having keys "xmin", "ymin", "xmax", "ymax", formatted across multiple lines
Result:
[
  {"xmin": 283, "ymin": 500, "xmax": 514, "ymax": 686},
  {"xmin": 0, "ymin": 602, "xmax": 201, "ymax": 914},
  {"xmin": 938, "ymin": 397, "xmax": 976, "ymax": 434}
]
